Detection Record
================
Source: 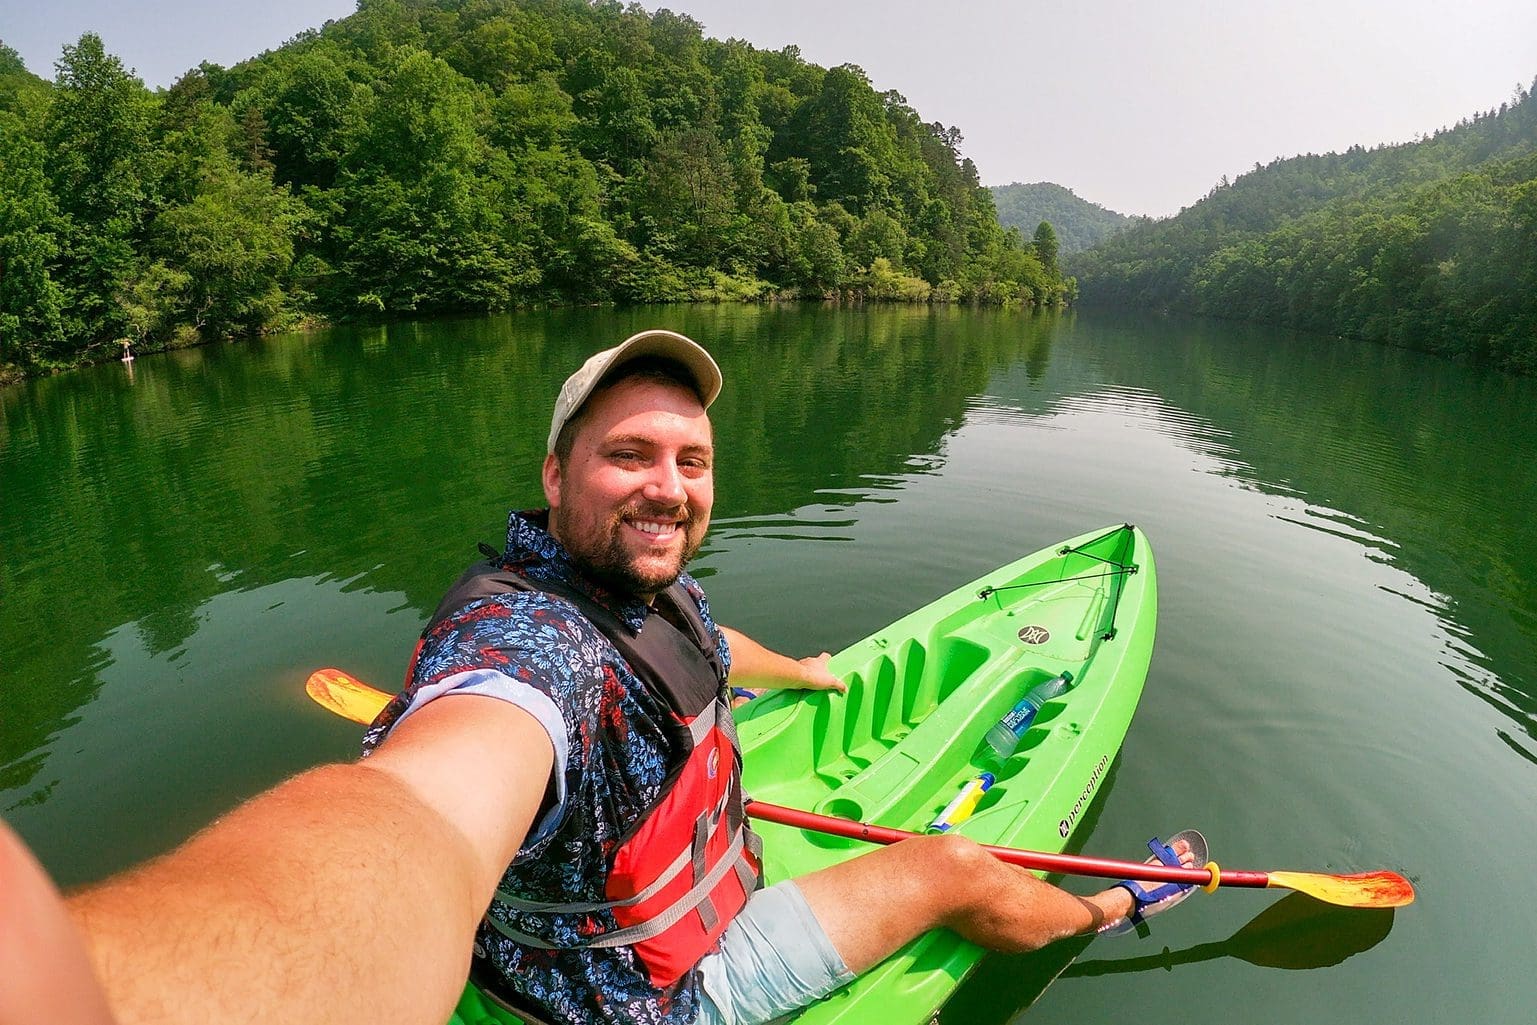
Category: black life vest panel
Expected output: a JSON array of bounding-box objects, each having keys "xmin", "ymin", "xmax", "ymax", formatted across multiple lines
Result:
[{"xmin": 412, "ymin": 559, "xmax": 762, "ymax": 988}]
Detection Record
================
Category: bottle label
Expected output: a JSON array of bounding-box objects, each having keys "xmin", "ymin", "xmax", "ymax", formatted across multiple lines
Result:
[{"xmin": 1000, "ymin": 702, "xmax": 1037, "ymax": 735}]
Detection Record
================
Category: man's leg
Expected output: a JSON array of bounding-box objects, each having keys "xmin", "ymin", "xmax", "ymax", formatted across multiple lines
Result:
[
  {"xmin": 697, "ymin": 834, "xmax": 1197, "ymax": 1025},
  {"xmin": 794, "ymin": 833, "xmax": 1185, "ymax": 974}
]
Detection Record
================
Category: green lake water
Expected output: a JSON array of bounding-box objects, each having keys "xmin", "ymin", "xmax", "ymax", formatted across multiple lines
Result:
[{"xmin": 3, "ymin": 305, "xmax": 1534, "ymax": 1022}]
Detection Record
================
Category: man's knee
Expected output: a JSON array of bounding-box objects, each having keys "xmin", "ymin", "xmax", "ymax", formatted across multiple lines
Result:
[{"xmin": 901, "ymin": 832, "xmax": 1004, "ymax": 891}]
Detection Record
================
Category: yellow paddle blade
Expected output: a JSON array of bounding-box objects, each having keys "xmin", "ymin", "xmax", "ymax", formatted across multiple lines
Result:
[
  {"xmin": 305, "ymin": 668, "xmax": 392, "ymax": 725},
  {"xmin": 1267, "ymin": 870, "xmax": 1415, "ymax": 908}
]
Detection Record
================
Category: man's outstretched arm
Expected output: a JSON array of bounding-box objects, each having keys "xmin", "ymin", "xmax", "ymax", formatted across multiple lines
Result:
[
  {"xmin": 67, "ymin": 695, "xmax": 553, "ymax": 1025},
  {"xmin": 719, "ymin": 625, "xmax": 845, "ymax": 693}
]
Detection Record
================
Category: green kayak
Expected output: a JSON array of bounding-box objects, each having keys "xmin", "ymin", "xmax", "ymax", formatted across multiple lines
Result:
[{"xmin": 452, "ymin": 523, "xmax": 1156, "ymax": 1025}]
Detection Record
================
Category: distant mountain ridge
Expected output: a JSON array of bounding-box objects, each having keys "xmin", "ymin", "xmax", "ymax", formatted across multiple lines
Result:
[
  {"xmin": 0, "ymin": 39, "xmax": 49, "ymax": 111},
  {"xmin": 989, "ymin": 181, "xmax": 1132, "ymax": 255},
  {"xmin": 1071, "ymin": 78, "xmax": 1537, "ymax": 373}
]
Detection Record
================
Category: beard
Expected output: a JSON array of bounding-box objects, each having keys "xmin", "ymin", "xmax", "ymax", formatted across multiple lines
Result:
[{"xmin": 558, "ymin": 501, "xmax": 707, "ymax": 598}]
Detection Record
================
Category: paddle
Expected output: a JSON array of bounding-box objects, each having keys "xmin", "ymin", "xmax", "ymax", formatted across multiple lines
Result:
[
  {"xmin": 304, "ymin": 668, "xmax": 1415, "ymax": 910},
  {"xmin": 1065, "ymin": 891, "xmax": 1396, "ymax": 976},
  {"xmin": 940, "ymin": 893, "xmax": 1396, "ymax": 1025},
  {"xmin": 306, "ymin": 667, "xmax": 394, "ymax": 724},
  {"xmin": 746, "ymin": 801, "xmax": 1413, "ymax": 908},
  {"xmin": 939, "ymin": 891, "xmax": 1395, "ymax": 1024}
]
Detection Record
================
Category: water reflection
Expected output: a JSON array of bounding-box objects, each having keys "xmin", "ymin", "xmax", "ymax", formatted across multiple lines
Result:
[
  {"xmin": 8, "ymin": 304, "xmax": 1536, "ymax": 798},
  {"xmin": 941, "ymin": 896, "xmax": 1395, "ymax": 1025},
  {"xmin": 6, "ymin": 304, "xmax": 1537, "ymax": 1023},
  {"xmin": 0, "ymin": 305, "xmax": 1065, "ymax": 802},
  {"xmin": 1064, "ymin": 894, "xmax": 1395, "ymax": 976},
  {"xmin": 2, "ymin": 572, "xmax": 421, "ymax": 884},
  {"xmin": 1059, "ymin": 314, "xmax": 1537, "ymax": 750}
]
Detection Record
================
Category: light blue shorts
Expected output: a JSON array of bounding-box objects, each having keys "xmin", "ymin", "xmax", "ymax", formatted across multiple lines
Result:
[{"xmin": 696, "ymin": 880, "xmax": 855, "ymax": 1025}]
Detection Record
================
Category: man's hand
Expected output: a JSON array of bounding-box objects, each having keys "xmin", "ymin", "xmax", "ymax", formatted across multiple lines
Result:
[{"xmin": 795, "ymin": 652, "xmax": 847, "ymax": 693}]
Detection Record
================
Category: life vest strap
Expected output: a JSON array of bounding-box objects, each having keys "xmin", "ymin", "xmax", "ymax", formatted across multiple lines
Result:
[
  {"xmin": 493, "ymin": 780, "xmax": 738, "ymax": 914},
  {"xmin": 691, "ymin": 810, "xmax": 715, "ymax": 930},
  {"xmin": 483, "ymin": 825, "xmax": 756, "ymax": 950}
]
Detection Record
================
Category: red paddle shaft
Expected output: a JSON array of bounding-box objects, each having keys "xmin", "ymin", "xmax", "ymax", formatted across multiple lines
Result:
[{"xmin": 745, "ymin": 800, "xmax": 1271, "ymax": 889}]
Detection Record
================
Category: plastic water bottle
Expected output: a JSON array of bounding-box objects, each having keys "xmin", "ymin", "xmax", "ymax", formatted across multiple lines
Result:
[{"xmin": 984, "ymin": 671, "xmax": 1074, "ymax": 759}]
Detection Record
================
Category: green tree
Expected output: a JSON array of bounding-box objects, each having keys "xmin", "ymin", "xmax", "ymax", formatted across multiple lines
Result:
[
  {"xmin": 1074, "ymin": 78, "xmax": 1537, "ymax": 371},
  {"xmin": 442, "ymin": 14, "xmax": 558, "ymax": 91},
  {"xmin": 154, "ymin": 159, "xmax": 308, "ymax": 337},
  {"xmin": 635, "ymin": 128, "xmax": 739, "ymax": 266},
  {"xmin": 0, "ymin": 40, "xmax": 51, "ymax": 120},
  {"xmin": 0, "ymin": 110, "xmax": 66, "ymax": 366},
  {"xmin": 242, "ymin": 44, "xmax": 372, "ymax": 191},
  {"xmin": 1032, "ymin": 221, "xmax": 1059, "ymax": 274},
  {"xmin": 572, "ymin": 60, "xmax": 657, "ymax": 173},
  {"xmin": 44, "ymin": 33, "xmax": 156, "ymax": 346},
  {"xmin": 334, "ymin": 48, "xmax": 536, "ymax": 311},
  {"xmin": 847, "ymin": 209, "xmax": 909, "ymax": 270},
  {"xmin": 791, "ymin": 64, "xmax": 898, "ymax": 212},
  {"xmin": 0, "ymin": 0, "xmax": 1079, "ymax": 378},
  {"xmin": 990, "ymin": 182, "xmax": 1132, "ymax": 255}
]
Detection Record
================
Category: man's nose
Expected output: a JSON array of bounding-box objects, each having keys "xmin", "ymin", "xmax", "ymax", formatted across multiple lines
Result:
[{"xmin": 642, "ymin": 459, "xmax": 687, "ymax": 506}]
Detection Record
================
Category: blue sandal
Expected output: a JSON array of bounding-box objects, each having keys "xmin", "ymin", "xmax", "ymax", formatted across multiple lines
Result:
[{"xmin": 1099, "ymin": 828, "xmax": 1209, "ymax": 938}]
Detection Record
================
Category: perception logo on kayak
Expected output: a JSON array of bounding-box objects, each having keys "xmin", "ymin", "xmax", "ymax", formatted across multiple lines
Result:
[
  {"xmin": 1059, "ymin": 753, "xmax": 1110, "ymax": 838},
  {"xmin": 1018, "ymin": 625, "xmax": 1051, "ymax": 644}
]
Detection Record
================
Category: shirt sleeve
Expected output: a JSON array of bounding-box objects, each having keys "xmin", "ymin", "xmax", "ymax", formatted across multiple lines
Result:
[
  {"xmin": 391, "ymin": 667, "xmax": 570, "ymax": 851},
  {"xmin": 387, "ymin": 592, "xmax": 611, "ymax": 857}
]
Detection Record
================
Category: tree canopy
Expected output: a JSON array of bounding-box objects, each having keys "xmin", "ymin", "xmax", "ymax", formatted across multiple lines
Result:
[
  {"xmin": 0, "ymin": 3, "xmax": 1071, "ymax": 381},
  {"xmin": 1071, "ymin": 81, "xmax": 1537, "ymax": 373}
]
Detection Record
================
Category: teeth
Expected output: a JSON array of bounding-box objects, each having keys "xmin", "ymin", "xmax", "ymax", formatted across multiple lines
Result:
[{"xmin": 632, "ymin": 520, "xmax": 676, "ymax": 535}]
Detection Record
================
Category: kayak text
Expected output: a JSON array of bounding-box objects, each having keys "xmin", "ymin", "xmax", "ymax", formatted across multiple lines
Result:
[{"xmin": 1059, "ymin": 753, "xmax": 1110, "ymax": 838}]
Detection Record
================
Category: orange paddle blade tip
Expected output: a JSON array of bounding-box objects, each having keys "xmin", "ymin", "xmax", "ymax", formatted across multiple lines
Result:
[
  {"xmin": 305, "ymin": 668, "xmax": 392, "ymax": 725},
  {"xmin": 1268, "ymin": 869, "xmax": 1416, "ymax": 909}
]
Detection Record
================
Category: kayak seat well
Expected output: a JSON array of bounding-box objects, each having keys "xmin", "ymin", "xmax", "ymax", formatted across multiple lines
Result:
[
  {"xmin": 835, "ymin": 635, "xmax": 990, "ymax": 776},
  {"xmin": 806, "ymin": 660, "xmax": 1073, "ymax": 842}
]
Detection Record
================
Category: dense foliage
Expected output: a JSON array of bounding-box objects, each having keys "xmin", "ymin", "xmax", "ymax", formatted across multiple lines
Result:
[
  {"xmin": 990, "ymin": 181, "xmax": 1132, "ymax": 255},
  {"xmin": 0, "ymin": 1, "xmax": 1070, "ymax": 381},
  {"xmin": 1072, "ymin": 82, "xmax": 1537, "ymax": 373}
]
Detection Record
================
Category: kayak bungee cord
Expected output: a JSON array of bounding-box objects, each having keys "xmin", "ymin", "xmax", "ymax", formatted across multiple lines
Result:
[{"xmin": 976, "ymin": 524, "xmax": 1137, "ymax": 640}]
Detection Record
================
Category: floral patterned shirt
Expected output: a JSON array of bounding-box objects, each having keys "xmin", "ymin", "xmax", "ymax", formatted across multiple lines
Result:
[{"xmin": 361, "ymin": 509, "xmax": 732, "ymax": 1025}]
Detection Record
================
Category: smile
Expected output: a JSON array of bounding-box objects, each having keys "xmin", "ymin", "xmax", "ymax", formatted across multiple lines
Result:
[{"xmin": 627, "ymin": 518, "xmax": 682, "ymax": 541}]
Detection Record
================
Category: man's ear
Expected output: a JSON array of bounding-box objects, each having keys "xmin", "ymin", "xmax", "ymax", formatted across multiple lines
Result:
[{"xmin": 541, "ymin": 452, "xmax": 561, "ymax": 509}]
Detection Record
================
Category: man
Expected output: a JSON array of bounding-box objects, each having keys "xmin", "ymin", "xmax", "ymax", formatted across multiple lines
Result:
[
  {"xmin": 52, "ymin": 330, "xmax": 1196, "ymax": 1025},
  {"xmin": 0, "ymin": 820, "xmax": 115, "ymax": 1025}
]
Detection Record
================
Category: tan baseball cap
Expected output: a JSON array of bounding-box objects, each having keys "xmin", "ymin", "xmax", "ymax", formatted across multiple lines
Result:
[{"xmin": 547, "ymin": 329, "xmax": 723, "ymax": 453}]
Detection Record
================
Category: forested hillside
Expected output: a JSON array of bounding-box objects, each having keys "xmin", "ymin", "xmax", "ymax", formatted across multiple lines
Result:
[
  {"xmin": 0, "ymin": 0, "xmax": 1069, "ymax": 382},
  {"xmin": 1072, "ymin": 82, "xmax": 1537, "ymax": 373},
  {"xmin": 990, "ymin": 181, "xmax": 1131, "ymax": 255}
]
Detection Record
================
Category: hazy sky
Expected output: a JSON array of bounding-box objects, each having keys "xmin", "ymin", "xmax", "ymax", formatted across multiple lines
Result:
[{"xmin": 5, "ymin": 0, "xmax": 1535, "ymax": 215}]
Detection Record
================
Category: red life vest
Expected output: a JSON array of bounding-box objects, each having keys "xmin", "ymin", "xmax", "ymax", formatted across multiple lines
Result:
[{"xmin": 413, "ymin": 559, "xmax": 762, "ymax": 988}]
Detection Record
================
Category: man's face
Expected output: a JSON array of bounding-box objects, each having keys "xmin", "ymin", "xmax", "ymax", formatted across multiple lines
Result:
[{"xmin": 543, "ymin": 376, "xmax": 714, "ymax": 600}]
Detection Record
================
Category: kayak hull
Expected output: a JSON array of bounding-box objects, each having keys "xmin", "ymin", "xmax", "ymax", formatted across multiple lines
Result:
[{"xmin": 454, "ymin": 524, "xmax": 1156, "ymax": 1025}]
